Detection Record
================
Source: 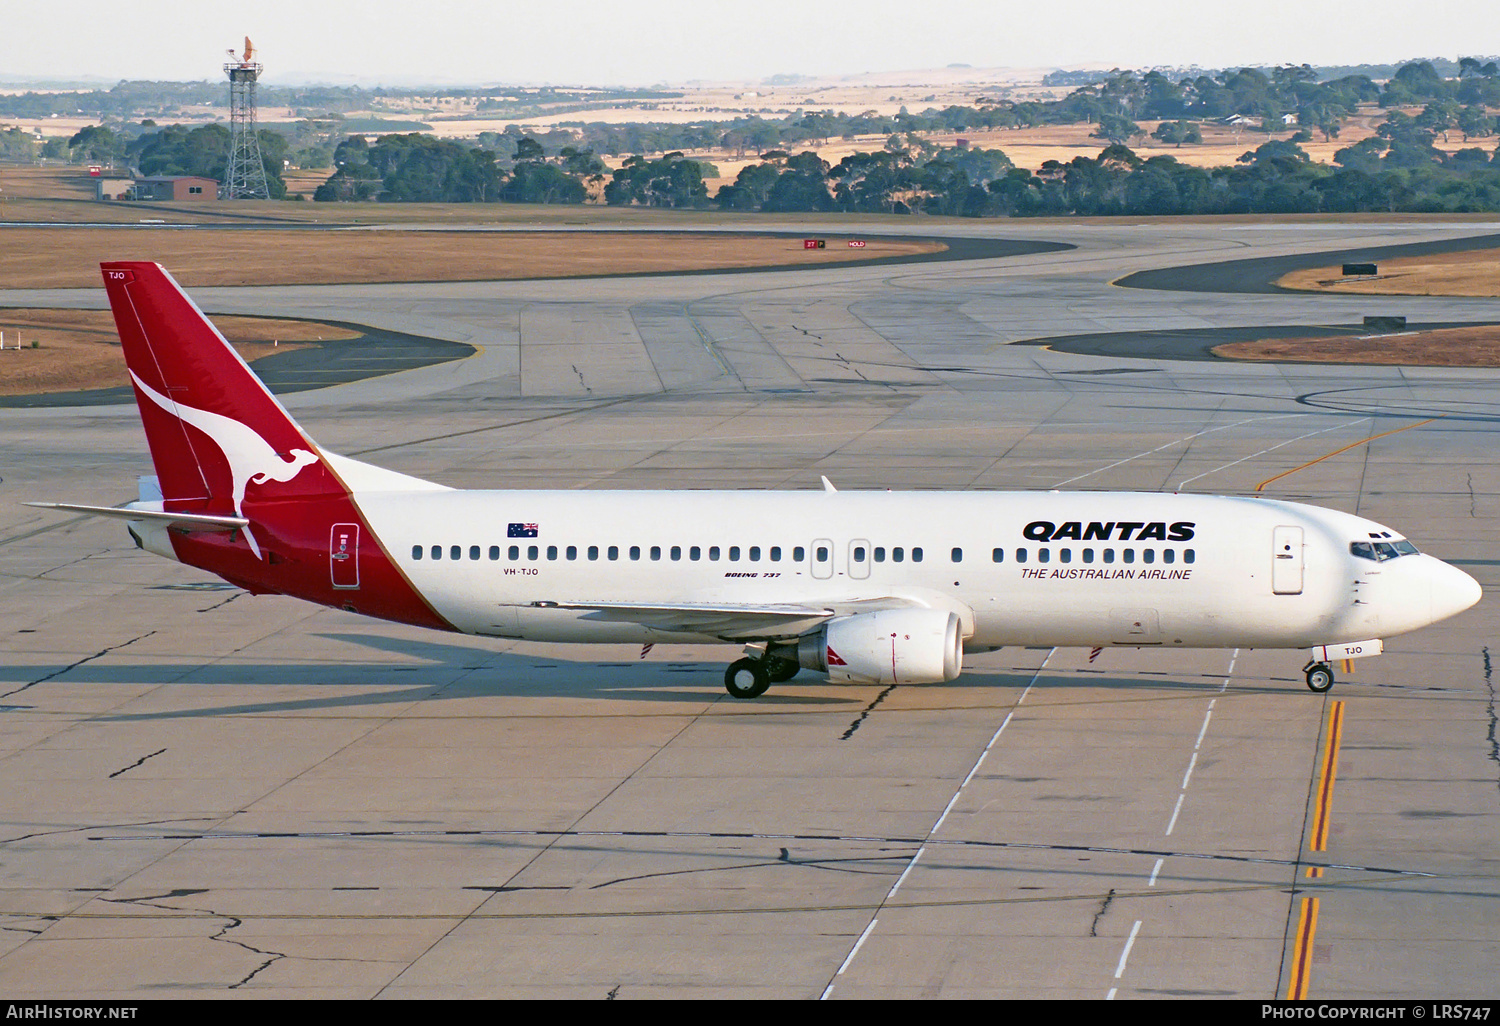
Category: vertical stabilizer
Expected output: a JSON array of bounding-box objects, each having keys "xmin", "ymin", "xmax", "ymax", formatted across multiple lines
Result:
[{"xmin": 100, "ymin": 262, "xmax": 343, "ymax": 523}]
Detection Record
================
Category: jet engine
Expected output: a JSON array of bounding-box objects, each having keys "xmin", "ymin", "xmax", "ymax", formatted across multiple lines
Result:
[{"xmin": 793, "ymin": 608, "xmax": 963, "ymax": 684}]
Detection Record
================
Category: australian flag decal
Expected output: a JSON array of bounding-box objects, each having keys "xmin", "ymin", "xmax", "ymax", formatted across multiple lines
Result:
[{"xmin": 508, "ymin": 523, "xmax": 539, "ymax": 538}]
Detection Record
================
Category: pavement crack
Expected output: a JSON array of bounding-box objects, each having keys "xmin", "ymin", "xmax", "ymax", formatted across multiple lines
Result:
[
  {"xmin": 1, "ymin": 630, "xmax": 157, "ymax": 699},
  {"xmin": 109, "ymin": 748, "xmax": 167, "ymax": 779},
  {"xmin": 1484, "ymin": 647, "xmax": 1498, "ymax": 797},
  {"xmin": 1090, "ymin": 887, "xmax": 1116, "ymax": 937},
  {"xmin": 2, "ymin": 816, "xmax": 213, "ymax": 846},
  {"xmin": 197, "ymin": 592, "xmax": 244, "ymax": 613},
  {"xmin": 841, "ymin": 685, "xmax": 896, "ymax": 740}
]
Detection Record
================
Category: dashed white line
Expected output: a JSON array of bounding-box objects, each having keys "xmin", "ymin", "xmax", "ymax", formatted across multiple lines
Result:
[
  {"xmin": 1180, "ymin": 752, "xmax": 1199, "ymax": 791},
  {"xmin": 1164, "ymin": 793, "xmax": 1186, "ymax": 836},
  {"xmin": 820, "ymin": 649, "xmax": 1054, "ymax": 998},
  {"xmin": 1114, "ymin": 920, "xmax": 1143, "ymax": 979}
]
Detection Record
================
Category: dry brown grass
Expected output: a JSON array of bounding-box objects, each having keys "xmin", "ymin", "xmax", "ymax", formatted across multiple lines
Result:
[
  {"xmin": 0, "ymin": 227, "xmax": 942, "ymax": 289},
  {"xmin": 1213, "ymin": 324, "xmax": 1500, "ymax": 366},
  {"xmin": 0, "ymin": 309, "xmax": 352, "ymax": 394},
  {"xmin": 1278, "ymin": 249, "xmax": 1500, "ymax": 298}
]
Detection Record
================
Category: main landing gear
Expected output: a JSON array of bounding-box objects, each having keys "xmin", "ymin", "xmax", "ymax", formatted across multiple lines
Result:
[
  {"xmin": 1303, "ymin": 661, "xmax": 1335, "ymax": 693},
  {"xmin": 723, "ymin": 654, "xmax": 799, "ymax": 699}
]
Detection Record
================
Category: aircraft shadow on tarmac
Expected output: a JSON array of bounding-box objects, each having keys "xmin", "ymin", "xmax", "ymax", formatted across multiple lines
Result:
[{"xmin": 4, "ymin": 629, "xmax": 1295, "ymax": 721}]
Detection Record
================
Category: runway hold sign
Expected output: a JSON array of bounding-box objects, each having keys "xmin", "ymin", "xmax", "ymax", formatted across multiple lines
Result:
[{"xmin": 848, "ymin": 240, "xmax": 866, "ymax": 248}]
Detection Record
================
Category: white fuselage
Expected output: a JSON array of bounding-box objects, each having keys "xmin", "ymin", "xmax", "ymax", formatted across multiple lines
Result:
[{"xmin": 357, "ymin": 488, "xmax": 1477, "ymax": 651}]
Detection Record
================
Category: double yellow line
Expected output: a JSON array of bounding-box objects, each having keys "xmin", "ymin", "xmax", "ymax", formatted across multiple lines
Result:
[{"xmin": 1287, "ymin": 699, "xmax": 1344, "ymax": 1000}]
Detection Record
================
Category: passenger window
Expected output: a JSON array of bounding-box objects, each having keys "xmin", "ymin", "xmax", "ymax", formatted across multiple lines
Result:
[
  {"xmin": 690, "ymin": 546, "xmax": 701, "ymax": 561},
  {"xmin": 509, "ymin": 545, "xmax": 520, "ymax": 560},
  {"xmin": 450, "ymin": 545, "xmax": 461, "ymax": 561},
  {"xmin": 1163, "ymin": 549, "xmax": 1174, "ymax": 564},
  {"xmin": 770, "ymin": 546, "xmax": 781, "ymax": 561},
  {"xmin": 749, "ymin": 546, "xmax": 761, "ymax": 561},
  {"xmin": 951, "ymin": 547, "xmax": 963, "ymax": 562},
  {"xmin": 1122, "ymin": 549, "xmax": 1135, "ymax": 564},
  {"xmin": 816, "ymin": 545, "xmax": 829, "ymax": 562},
  {"xmin": 853, "ymin": 546, "xmax": 866, "ymax": 561},
  {"xmin": 588, "ymin": 545, "xmax": 599, "ymax": 560},
  {"xmin": 431, "ymin": 545, "xmax": 441, "ymax": 560},
  {"xmin": 1142, "ymin": 549, "xmax": 1154, "ymax": 564},
  {"xmin": 912, "ymin": 547, "xmax": 923, "ymax": 563},
  {"xmin": 650, "ymin": 546, "xmax": 661, "ymax": 561},
  {"xmin": 608, "ymin": 546, "xmax": 619, "ymax": 561},
  {"xmin": 729, "ymin": 546, "xmax": 740, "ymax": 561},
  {"xmin": 1016, "ymin": 548, "xmax": 1027, "ymax": 563},
  {"xmin": 412, "ymin": 545, "xmax": 423, "ymax": 560},
  {"xmin": 528, "ymin": 545, "xmax": 539, "ymax": 560},
  {"xmin": 1082, "ymin": 548, "xmax": 1094, "ymax": 564},
  {"xmin": 1038, "ymin": 548, "xmax": 1050, "ymax": 564},
  {"xmin": 489, "ymin": 545, "xmax": 500, "ymax": 560},
  {"xmin": 671, "ymin": 546, "xmax": 682, "ymax": 561},
  {"xmin": 709, "ymin": 546, "xmax": 720, "ymax": 561},
  {"xmin": 469, "ymin": 545, "xmax": 480, "ymax": 560},
  {"xmin": 566, "ymin": 545, "xmax": 577, "ymax": 560},
  {"xmin": 1059, "ymin": 548, "xmax": 1071, "ymax": 563},
  {"xmin": 892, "ymin": 547, "xmax": 904, "ymax": 563},
  {"xmin": 630, "ymin": 546, "xmax": 641, "ymax": 560},
  {"xmin": 991, "ymin": 548, "xmax": 1003, "ymax": 563},
  {"xmin": 875, "ymin": 547, "xmax": 887, "ymax": 563},
  {"xmin": 1103, "ymin": 548, "xmax": 1114, "ymax": 564},
  {"xmin": 544, "ymin": 545, "xmax": 556, "ymax": 560},
  {"xmin": 1184, "ymin": 549, "xmax": 1195, "ymax": 564},
  {"xmin": 793, "ymin": 546, "xmax": 805, "ymax": 562}
]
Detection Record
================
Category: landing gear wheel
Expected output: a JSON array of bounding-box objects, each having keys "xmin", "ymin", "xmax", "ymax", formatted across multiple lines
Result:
[
  {"xmin": 765, "ymin": 656, "xmax": 799, "ymax": 683},
  {"xmin": 725, "ymin": 657, "xmax": 771, "ymax": 699},
  {"xmin": 1305, "ymin": 662, "xmax": 1334, "ymax": 693}
]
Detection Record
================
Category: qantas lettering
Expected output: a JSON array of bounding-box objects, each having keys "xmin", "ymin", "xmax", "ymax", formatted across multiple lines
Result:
[{"xmin": 1023, "ymin": 520, "xmax": 1196, "ymax": 543}]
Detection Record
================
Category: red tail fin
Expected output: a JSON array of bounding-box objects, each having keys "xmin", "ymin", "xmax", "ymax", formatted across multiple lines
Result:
[{"xmin": 101, "ymin": 262, "xmax": 344, "ymax": 517}]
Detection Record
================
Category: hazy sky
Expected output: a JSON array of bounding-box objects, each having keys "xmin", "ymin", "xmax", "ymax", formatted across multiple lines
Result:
[{"xmin": 6, "ymin": 0, "xmax": 1499, "ymax": 86}]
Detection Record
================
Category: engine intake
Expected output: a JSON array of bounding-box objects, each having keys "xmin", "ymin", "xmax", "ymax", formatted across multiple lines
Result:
[{"xmin": 793, "ymin": 608, "xmax": 963, "ymax": 684}]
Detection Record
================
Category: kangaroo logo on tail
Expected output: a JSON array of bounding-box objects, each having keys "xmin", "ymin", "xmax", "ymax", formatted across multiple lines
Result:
[{"xmin": 131, "ymin": 370, "xmax": 318, "ymax": 558}]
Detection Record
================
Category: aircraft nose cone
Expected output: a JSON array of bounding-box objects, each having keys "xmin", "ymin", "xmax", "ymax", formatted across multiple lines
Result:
[{"xmin": 1430, "ymin": 559, "xmax": 1482, "ymax": 624}]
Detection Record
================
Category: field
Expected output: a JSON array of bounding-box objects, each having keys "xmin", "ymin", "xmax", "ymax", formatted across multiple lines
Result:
[
  {"xmin": 0, "ymin": 225, "xmax": 942, "ymax": 288},
  {"xmin": 1214, "ymin": 324, "xmax": 1500, "ymax": 366},
  {"xmin": 0, "ymin": 310, "xmax": 350, "ymax": 394},
  {"xmin": 1277, "ymin": 249, "xmax": 1500, "ymax": 297}
]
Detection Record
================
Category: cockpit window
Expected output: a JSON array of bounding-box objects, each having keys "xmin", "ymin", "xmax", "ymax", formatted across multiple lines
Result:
[{"xmin": 1351, "ymin": 539, "xmax": 1419, "ymax": 562}]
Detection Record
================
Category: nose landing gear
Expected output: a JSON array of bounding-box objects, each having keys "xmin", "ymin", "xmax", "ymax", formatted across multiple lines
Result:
[{"xmin": 1303, "ymin": 661, "xmax": 1334, "ymax": 693}]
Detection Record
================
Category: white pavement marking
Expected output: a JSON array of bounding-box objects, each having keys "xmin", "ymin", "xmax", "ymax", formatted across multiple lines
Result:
[
  {"xmin": 1114, "ymin": 920, "xmax": 1144, "ymax": 979},
  {"xmin": 820, "ymin": 649, "xmax": 1054, "ymax": 999},
  {"xmin": 1165, "ymin": 793, "xmax": 1186, "ymax": 836},
  {"xmin": 1175, "ymin": 417, "xmax": 1370, "ymax": 490},
  {"xmin": 1053, "ymin": 414, "xmax": 1306, "ymax": 487}
]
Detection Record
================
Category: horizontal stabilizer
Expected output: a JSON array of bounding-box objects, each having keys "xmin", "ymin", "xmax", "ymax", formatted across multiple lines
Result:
[{"xmin": 25, "ymin": 502, "xmax": 249, "ymax": 531}]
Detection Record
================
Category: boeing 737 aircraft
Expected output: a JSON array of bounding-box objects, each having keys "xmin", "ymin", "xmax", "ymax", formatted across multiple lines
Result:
[{"xmin": 28, "ymin": 263, "xmax": 1482, "ymax": 698}]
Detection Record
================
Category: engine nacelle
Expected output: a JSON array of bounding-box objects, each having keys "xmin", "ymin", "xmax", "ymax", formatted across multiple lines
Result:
[{"xmin": 795, "ymin": 608, "xmax": 963, "ymax": 684}]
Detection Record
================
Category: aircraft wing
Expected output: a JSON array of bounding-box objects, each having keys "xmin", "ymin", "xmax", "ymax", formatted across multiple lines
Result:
[
  {"xmin": 24, "ymin": 502, "xmax": 248, "ymax": 531},
  {"xmin": 538, "ymin": 595, "xmax": 945, "ymax": 641},
  {"xmin": 539, "ymin": 600, "xmax": 836, "ymax": 640}
]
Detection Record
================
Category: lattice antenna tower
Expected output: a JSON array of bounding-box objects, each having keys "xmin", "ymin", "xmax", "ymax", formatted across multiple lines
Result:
[{"xmin": 222, "ymin": 37, "xmax": 271, "ymax": 200}]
